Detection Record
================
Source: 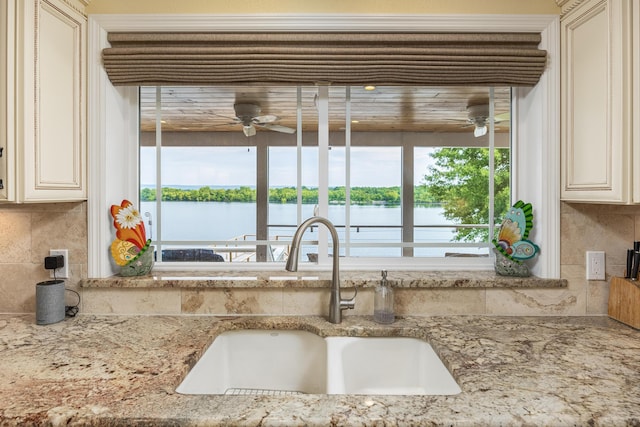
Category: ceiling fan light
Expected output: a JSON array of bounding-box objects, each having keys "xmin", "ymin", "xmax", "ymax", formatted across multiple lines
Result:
[
  {"xmin": 243, "ymin": 125, "xmax": 256, "ymax": 137},
  {"xmin": 474, "ymin": 124, "xmax": 488, "ymax": 138}
]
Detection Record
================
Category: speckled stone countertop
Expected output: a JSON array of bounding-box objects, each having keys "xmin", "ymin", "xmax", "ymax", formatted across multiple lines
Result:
[
  {"xmin": 81, "ymin": 269, "xmax": 567, "ymax": 289},
  {"xmin": 1, "ymin": 314, "xmax": 637, "ymax": 426}
]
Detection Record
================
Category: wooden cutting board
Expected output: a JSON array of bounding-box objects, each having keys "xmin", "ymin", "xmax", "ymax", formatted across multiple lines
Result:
[{"xmin": 608, "ymin": 277, "xmax": 640, "ymax": 329}]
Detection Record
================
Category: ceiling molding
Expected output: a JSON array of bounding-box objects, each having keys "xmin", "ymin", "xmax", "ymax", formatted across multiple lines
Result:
[
  {"xmin": 55, "ymin": 0, "xmax": 89, "ymax": 16},
  {"xmin": 555, "ymin": 0, "xmax": 588, "ymax": 17},
  {"xmin": 90, "ymin": 13, "xmax": 557, "ymax": 33}
]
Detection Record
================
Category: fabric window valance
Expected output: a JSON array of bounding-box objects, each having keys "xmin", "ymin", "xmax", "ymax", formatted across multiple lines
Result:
[{"xmin": 102, "ymin": 32, "xmax": 547, "ymax": 86}]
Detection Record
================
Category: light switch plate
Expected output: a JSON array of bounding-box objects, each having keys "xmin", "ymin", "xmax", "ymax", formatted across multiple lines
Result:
[{"xmin": 586, "ymin": 251, "xmax": 605, "ymax": 280}]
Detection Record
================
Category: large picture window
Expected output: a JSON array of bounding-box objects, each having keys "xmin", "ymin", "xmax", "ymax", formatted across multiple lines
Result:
[
  {"xmin": 139, "ymin": 85, "xmax": 511, "ymax": 266},
  {"xmin": 88, "ymin": 14, "xmax": 560, "ymax": 278}
]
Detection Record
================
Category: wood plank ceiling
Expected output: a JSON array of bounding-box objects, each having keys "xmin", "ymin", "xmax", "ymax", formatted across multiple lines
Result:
[{"xmin": 139, "ymin": 85, "xmax": 511, "ymax": 134}]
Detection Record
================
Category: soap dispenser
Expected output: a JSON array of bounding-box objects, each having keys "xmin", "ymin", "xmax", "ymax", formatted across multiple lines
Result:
[{"xmin": 374, "ymin": 270, "xmax": 395, "ymax": 324}]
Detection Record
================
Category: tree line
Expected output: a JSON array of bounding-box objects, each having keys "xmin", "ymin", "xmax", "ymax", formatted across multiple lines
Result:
[
  {"xmin": 140, "ymin": 185, "xmax": 437, "ymax": 205},
  {"xmin": 140, "ymin": 147, "xmax": 510, "ymax": 242}
]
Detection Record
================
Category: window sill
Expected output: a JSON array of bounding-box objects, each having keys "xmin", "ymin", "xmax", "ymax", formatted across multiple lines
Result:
[{"xmin": 80, "ymin": 270, "xmax": 567, "ymax": 289}]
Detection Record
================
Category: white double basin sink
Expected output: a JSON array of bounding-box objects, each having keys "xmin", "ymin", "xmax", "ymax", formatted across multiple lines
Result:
[{"xmin": 176, "ymin": 329, "xmax": 461, "ymax": 396}]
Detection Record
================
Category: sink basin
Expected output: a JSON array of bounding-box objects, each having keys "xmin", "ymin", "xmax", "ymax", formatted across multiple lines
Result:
[
  {"xmin": 326, "ymin": 336, "xmax": 461, "ymax": 395},
  {"xmin": 176, "ymin": 330, "xmax": 327, "ymax": 394},
  {"xmin": 177, "ymin": 330, "xmax": 460, "ymax": 396}
]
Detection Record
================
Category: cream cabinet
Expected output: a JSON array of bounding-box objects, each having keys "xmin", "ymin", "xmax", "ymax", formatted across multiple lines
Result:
[
  {"xmin": 560, "ymin": 0, "xmax": 639, "ymax": 204},
  {"xmin": 0, "ymin": 0, "xmax": 87, "ymax": 203}
]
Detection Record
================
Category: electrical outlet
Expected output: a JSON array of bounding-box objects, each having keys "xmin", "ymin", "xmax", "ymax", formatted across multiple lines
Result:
[
  {"xmin": 49, "ymin": 249, "xmax": 69, "ymax": 279},
  {"xmin": 586, "ymin": 251, "xmax": 605, "ymax": 280}
]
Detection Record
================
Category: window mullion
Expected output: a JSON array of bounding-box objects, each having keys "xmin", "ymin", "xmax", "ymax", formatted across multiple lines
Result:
[
  {"xmin": 317, "ymin": 85, "xmax": 330, "ymax": 262},
  {"xmin": 402, "ymin": 138, "xmax": 414, "ymax": 257},
  {"xmin": 488, "ymin": 87, "xmax": 495, "ymax": 244},
  {"xmin": 256, "ymin": 140, "xmax": 269, "ymax": 262},
  {"xmin": 154, "ymin": 87, "xmax": 163, "ymax": 259},
  {"xmin": 296, "ymin": 86, "xmax": 302, "ymax": 225},
  {"xmin": 344, "ymin": 86, "xmax": 351, "ymax": 257}
]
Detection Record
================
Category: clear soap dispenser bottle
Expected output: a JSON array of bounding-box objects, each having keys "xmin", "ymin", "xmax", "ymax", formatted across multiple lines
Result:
[{"xmin": 374, "ymin": 270, "xmax": 395, "ymax": 324}]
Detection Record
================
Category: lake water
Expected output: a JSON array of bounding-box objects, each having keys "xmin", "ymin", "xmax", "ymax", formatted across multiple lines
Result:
[{"xmin": 141, "ymin": 201, "xmax": 474, "ymax": 258}]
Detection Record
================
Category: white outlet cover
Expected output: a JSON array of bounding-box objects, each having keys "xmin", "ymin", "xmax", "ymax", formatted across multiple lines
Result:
[
  {"xmin": 586, "ymin": 251, "xmax": 605, "ymax": 281},
  {"xmin": 49, "ymin": 249, "xmax": 69, "ymax": 279}
]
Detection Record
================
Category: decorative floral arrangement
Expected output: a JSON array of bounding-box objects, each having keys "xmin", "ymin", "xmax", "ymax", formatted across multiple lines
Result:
[
  {"xmin": 110, "ymin": 200, "xmax": 152, "ymax": 268},
  {"xmin": 492, "ymin": 200, "xmax": 539, "ymax": 277},
  {"xmin": 493, "ymin": 200, "xmax": 540, "ymax": 261}
]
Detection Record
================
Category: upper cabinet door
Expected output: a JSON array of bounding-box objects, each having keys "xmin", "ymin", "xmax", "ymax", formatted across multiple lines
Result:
[
  {"xmin": 20, "ymin": 0, "xmax": 87, "ymax": 202},
  {"xmin": 0, "ymin": 0, "xmax": 87, "ymax": 203},
  {"xmin": 560, "ymin": 0, "xmax": 637, "ymax": 204},
  {"xmin": 0, "ymin": 1, "xmax": 15, "ymax": 201}
]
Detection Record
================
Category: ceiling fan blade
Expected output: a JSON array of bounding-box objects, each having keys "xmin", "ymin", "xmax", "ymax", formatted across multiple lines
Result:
[
  {"xmin": 210, "ymin": 121, "xmax": 241, "ymax": 127},
  {"xmin": 494, "ymin": 112, "xmax": 510, "ymax": 123},
  {"xmin": 242, "ymin": 124, "xmax": 256, "ymax": 137},
  {"xmin": 253, "ymin": 114, "xmax": 278, "ymax": 124},
  {"xmin": 256, "ymin": 123, "xmax": 296, "ymax": 134},
  {"xmin": 212, "ymin": 112, "xmax": 241, "ymax": 122}
]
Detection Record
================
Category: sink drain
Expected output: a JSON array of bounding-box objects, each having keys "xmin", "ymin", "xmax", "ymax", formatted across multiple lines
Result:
[{"xmin": 224, "ymin": 388, "xmax": 305, "ymax": 396}]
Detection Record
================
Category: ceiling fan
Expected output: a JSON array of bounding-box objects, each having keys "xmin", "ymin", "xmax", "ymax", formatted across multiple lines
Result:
[
  {"xmin": 231, "ymin": 103, "xmax": 296, "ymax": 137},
  {"xmin": 465, "ymin": 104, "xmax": 509, "ymax": 137}
]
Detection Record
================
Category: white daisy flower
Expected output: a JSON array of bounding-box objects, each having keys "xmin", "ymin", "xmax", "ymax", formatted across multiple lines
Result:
[{"xmin": 115, "ymin": 205, "xmax": 142, "ymax": 229}]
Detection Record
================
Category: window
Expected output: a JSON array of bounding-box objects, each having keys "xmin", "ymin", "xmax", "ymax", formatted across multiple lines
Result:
[
  {"xmin": 88, "ymin": 14, "xmax": 559, "ymax": 278},
  {"xmin": 139, "ymin": 85, "xmax": 511, "ymax": 267}
]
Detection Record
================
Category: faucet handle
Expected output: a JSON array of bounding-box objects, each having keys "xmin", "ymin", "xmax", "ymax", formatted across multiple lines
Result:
[{"xmin": 340, "ymin": 287, "xmax": 357, "ymax": 310}]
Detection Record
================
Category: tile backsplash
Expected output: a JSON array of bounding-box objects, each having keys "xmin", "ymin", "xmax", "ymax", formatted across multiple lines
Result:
[
  {"xmin": 1, "ymin": 201, "xmax": 639, "ymax": 316},
  {"xmin": 0, "ymin": 202, "xmax": 86, "ymax": 313}
]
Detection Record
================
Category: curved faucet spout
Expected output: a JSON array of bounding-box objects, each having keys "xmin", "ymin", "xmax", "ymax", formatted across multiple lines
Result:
[{"xmin": 285, "ymin": 216, "xmax": 356, "ymax": 324}]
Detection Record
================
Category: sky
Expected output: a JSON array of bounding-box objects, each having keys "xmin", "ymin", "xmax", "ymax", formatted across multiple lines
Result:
[{"xmin": 140, "ymin": 146, "xmax": 436, "ymax": 188}]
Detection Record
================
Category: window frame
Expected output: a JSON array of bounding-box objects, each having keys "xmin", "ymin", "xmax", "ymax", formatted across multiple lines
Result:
[
  {"xmin": 142, "ymin": 85, "xmax": 510, "ymax": 267},
  {"xmin": 87, "ymin": 13, "xmax": 560, "ymax": 278}
]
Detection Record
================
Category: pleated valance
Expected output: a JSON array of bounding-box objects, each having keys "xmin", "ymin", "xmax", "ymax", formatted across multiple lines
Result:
[{"xmin": 102, "ymin": 32, "xmax": 547, "ymax": 86}]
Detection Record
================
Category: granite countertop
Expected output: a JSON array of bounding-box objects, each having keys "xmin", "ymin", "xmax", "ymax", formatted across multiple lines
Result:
[
  {"xmin": 81, "ymin": 269, "xmax": 567, "ymax": 289},
  {"xmin": 1, "ymin": 314, "xmax": 638, "ymax": 426}
]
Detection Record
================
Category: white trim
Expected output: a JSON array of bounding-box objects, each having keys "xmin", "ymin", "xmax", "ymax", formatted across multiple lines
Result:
[
  {"xmin": 87, "ymin": 13, "xmax": 560, "ymax": 278},
  {"xmin": 634, "ymin": 1, "xmax": 640, "ymax": 203},
  {"xmin": 86, "ymin": 17, "xmax": 107, "ymax": 277},
  {"xmin": 512, "ymin": 16, "xmax": 561, "ymax": 278},
  {"xmin": 87, "ymin": 18, "xmax": 139, "ymax": 277},
  {"xmin": 150, "ymin": 256, "xmax": 495, "ymax": 273},
  {"xmin": 90, "ymin": 13, "xmax": 557, "ymax": 32}
]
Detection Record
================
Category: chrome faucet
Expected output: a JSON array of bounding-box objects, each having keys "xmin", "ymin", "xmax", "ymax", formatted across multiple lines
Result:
[{"xmin": 285, "ymin": 216, "xmax": 356, "ymax": 323}]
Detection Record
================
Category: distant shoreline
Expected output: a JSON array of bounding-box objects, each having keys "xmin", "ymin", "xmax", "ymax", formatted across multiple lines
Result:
[{"xmin": 140, "ymin": 185, "xmax": 439, "ymax": 206}]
